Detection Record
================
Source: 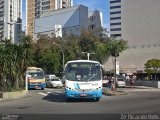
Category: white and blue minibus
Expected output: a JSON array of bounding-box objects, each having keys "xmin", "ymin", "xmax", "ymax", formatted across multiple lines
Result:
[{"xmin": 64, "ymin": 60, "xmax": 103, "ymax": 101}]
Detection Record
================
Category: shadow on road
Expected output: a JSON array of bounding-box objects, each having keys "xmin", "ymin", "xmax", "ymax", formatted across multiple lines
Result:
[
  {"xmin": 42, "ymin": 92, "xmax": 98, "ymax": 103},
  {"xmin": 42, "ymin": 92, "xmax": 65, "ymax": 102}
]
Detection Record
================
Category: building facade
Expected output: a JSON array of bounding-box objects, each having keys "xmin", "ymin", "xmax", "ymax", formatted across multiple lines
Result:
[
  {"xmin": 34, "ymin": 5, "xmax": 88, "ymax": 39},
  {"xmin": 105, "ymin": 0, "xmax": 160, "ymax": 74},
  {"xmin": 88, "ymin": 10, "xmax": 103, "ymax": 31},
  {"xmin": 0, "ymin": 0, "xmax": 22, "ymax": 43},
  {"xmin": 27, "ymin": 0, "xmax": 73, "ymax": 36}
]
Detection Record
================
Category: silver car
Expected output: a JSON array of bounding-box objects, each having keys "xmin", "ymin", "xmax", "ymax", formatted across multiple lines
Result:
[
  {"xmin": 46, "ymin": 76, "xmax": 63, "ymax": 88},
  {"xmin": 116, "ymin": 78, "xmax": 126, "ymax": 87}
]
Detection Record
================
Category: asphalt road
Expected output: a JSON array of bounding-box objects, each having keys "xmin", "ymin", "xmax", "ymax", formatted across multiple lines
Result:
[{"xmin": 0, "ymin": 87, "xmax": 160, "ymax": 115}]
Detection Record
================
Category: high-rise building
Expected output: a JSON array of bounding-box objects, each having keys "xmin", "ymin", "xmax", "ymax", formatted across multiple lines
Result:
[
  {"xmin": 88, "ymin": 10, "xmax": 103, "ymax": 31},
  {"xmin": 105, "ymin": 0, "xmax": 160, "ymax": 73},
  {"xmin": 27, "ymin": 0, "xmax": 73, "ymax": 36},
  {"xmin": 0, "ymin": 0, "xmax": 22, "ymax": 43},
  {"xmin": 34, "ymin": 5, "xmax": 88, "ymax": 39}
]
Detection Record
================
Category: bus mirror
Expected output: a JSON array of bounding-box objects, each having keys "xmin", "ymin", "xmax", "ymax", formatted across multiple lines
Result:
[{"xmin": 100, "ymin": 65, "xmax": 104, "ymax": 68}]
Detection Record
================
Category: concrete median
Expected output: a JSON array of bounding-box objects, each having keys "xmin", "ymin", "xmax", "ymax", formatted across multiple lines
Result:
[{"xmin": 0, "ymin": 90, "xmax": 28, "ymax": 100}]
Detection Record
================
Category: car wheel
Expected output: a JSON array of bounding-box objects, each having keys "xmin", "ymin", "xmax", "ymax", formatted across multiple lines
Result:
[{"xmin": 65, "ymin": 98, "xmax": 71, "ymax": 102}]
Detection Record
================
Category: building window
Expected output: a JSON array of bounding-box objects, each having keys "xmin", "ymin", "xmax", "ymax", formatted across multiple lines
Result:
[
  {"xmin": 42, "ymin": 1, "xmax": 50, "ymax": 5},
  {"xmin": 110, "ymin": 11, "xmax": 121, "ymax": 15},
  {"xmin": 110, "ymin": 5, "xmax": 121, "ymax": 9},
  {"xmin": 110, "ymin": 0, "xmax": 121, "ymax": 4},
  {"xmin": 42, "ymin": 5, "xmax": 50, "ymax": 10},
  {"xmin": 110, "ymin": 28, "xmax": 121, "ymax": 31},
  {"xmin": 90, "ymin": 16, "xmax": 96, "ymax": 22},
  {"xmin": 110, "ymin": 22, "xmax": 121, "ymax": 26},
  {"xmin": 111, "ymin": 34, "xmax": 121, "ymax": 37},
  {"xmin": 110, "ymin": 17, "xmax": 121, "ymax": 20},
  {"xmin": 153, "ymin": 44, "xmax": 157, "ymax": 47},
  {"xmin": 90, "ymin": 25, "xmax": 96, "ymax": 30}
]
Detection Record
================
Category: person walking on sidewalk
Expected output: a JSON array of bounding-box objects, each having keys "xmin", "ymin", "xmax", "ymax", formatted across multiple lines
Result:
[
  {"xmin": 107, "ymin": 77, "xmax": 113, "ymax": 90},
  {"xmin": 130, "ymin": 75, "xmax": 136, "ymax": 89}
]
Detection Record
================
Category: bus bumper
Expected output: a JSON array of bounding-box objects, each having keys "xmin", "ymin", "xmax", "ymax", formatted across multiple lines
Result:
[
  {"xmin": 28, "ymin": 83, "xmax": 46, "ymax": 89},
  {"xmin": 65, "ymin": 89, "xmax": 102, "ymax": 99}
]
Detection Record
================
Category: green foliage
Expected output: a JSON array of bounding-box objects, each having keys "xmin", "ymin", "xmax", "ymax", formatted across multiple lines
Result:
[
  {"xmin": 107, "ymin": 37, "xmax": 128, "ymax": 56},
  {"xmin": 144, "ymin": 59, "xmax": 160, "ymax": 73},
  {"xmin": 0, "ymin": 29, "xmax": 128, "ymax": 91},
  {"xmin": 0, "ymin": 36, "xmax": 33, "ymax": 91}
]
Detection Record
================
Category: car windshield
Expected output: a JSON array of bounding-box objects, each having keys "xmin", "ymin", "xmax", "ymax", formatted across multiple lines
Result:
[
  {"xmin": 117, "ymin": 78, "xmax": 125, "ymax": 81},
  {"xmin": 65, "ymin": 62, "xmax": 102, "ymax": 81},
  {"xmin": 27, "ymin": 71, "xmax": 45, "ymax": 79}
]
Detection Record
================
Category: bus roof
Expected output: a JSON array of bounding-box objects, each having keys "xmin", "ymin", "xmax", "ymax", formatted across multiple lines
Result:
[
  {"xmin": 65, "ymin": 60, "xmax": 101, "ymax": 66},
  {"xmin": 27, "ymin": 67, "xmax": 43, "ymax": 72}
]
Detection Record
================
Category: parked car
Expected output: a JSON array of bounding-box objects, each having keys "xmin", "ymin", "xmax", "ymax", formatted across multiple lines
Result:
[
  {"xmin": 102, "ymin": 78, "xmax": 109, "ymax": 87},
  {"xmin": 116, "ymin": 78, "xmax": 126, "ymax": 87},
  {"xmin": 46, "ymin": 75, "xmax": 63, "ymax": 88}
]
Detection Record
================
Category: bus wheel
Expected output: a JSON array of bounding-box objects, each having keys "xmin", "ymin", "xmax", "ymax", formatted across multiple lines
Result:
[
  {"xmin": 96, "ymin": 98, "xmax": 99, "ymax": 101},
  {"xmin": 65, "ymin": 98, "xmax": 70, "ymax": 102},
  {"xmin": 93, "ymin": 98, "xmax": 99, "ymax": 102}
]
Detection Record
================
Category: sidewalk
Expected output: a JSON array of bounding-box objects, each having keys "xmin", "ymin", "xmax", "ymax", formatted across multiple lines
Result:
[
  {"xmin": 103, "ymin": 85, "xmax": 160, "ymax": 93},
  {"xmin": 122, "ymin": 86, "xmax": 160, "ymax": 92}
]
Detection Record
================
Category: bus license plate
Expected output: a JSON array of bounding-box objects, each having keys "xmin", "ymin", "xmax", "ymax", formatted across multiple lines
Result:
[
  {"xmin": 80, "ymin": 94, "xmax": 87, "ymax": 97},
  {"xmin": 35, "ymin": 86, "xmax": 39, "ymax": 88}
]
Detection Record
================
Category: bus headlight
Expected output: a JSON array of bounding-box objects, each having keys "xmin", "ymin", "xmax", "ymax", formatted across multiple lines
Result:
[
  {"xmin": 65, "ymin": 86, "xmax": 74, "ymax": 91},
  {"xmin": 94, "ymin": 87, "xmax": 102, "ymax": 90}
]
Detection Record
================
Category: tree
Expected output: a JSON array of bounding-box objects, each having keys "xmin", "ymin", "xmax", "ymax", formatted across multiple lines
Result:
[
  {"xmin": 107, "ymin": 37, "xmax": 128, "ymax": 91},
  {"xmin": 107, "ymin": 37, "xmax": 128, "ymax": 56},
  {"xmin": 0, "ymin": 36, "xmax": 33, "ymax": 91},
  {"xmin": 144, "ymin": 59, "xmax": 160, "ymax": 80}
]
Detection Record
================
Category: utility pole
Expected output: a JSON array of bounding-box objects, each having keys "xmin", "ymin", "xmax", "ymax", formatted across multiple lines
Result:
[{"xmin": 112, "ymin": 50, "xmax": 119, "ymax": 91}]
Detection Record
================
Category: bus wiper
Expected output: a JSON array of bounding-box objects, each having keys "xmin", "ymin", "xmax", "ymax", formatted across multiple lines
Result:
[{"xmin": 87, "ymin": 74, "xmax": 96, "ymax": 81}]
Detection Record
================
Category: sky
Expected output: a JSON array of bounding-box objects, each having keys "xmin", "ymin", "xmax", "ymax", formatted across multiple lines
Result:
[{"xmin": 22, "ymin": 0, "xmax": 110, "ymax": 30}]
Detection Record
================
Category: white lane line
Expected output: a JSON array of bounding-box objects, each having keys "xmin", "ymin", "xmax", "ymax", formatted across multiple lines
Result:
[
  {"xmin": 47, "ymin": 92, "xmax": 52, "ymax": 94},
  {"xmin": 39, "ymin": 92, "xmax": 48, "ymax": 96},
  {"xmin": 54, "ymin": 91, "xmax": 63, "ymax": 94}
]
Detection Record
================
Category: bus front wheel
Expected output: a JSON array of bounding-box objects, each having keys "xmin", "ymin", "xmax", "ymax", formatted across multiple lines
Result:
[{"xmin": 93, "ymin": 98, "xmax": 99, "ymax": 102}]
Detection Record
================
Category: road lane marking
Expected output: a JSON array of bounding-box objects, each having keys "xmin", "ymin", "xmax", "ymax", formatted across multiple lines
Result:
[
  {"xmin": 39, "ymin": 92, "xmax": 48, "ymax": 96},
  {"xmin": 54, "ymin": 91, "xmax": 64, "ymax": 94},
  {"xmin": 47, "ymin": 92, "xmax": 52, "ymax": 94}
]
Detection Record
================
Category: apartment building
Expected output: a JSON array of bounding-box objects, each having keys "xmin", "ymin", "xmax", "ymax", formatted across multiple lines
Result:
[
  {"xmin": 105, "ymin": 0, "xmax": 160, "ymax": 73},
  {"xmin": 0, "ymin": 0, "xmax": 22, "ymax": 43},
  {"xmin": 27, "ymin": 0, "xmax": 73, "ymax": 36}
]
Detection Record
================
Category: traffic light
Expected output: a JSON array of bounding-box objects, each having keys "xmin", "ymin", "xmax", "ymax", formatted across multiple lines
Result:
[{"xmin": 111, "ymin": 51, "xmax": 119, "ymax": 57}]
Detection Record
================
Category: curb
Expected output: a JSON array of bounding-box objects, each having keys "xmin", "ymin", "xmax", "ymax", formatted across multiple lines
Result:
[
  {"xmin": 103, "ymin": 90, "xmax": 127, "ymax": 96},
  {"xmin": 123, "ymin": 89, "xmax": 160, "ymax": 92},
  {"xmin": 0, "ymin": 90, "xmax": 29, "ymax": 102}
]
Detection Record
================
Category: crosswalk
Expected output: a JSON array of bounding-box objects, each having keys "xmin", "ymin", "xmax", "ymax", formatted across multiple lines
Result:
[{"xmin": 38, "ymin": 89, "xmax": 64, "ymax": 96}]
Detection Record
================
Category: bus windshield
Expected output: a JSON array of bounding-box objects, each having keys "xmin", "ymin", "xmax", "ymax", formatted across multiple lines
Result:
[
  {"xmin": 27, "ymin": 71, "xmax": 45, "ymax": 79},
  {"xmin": 65, "ymin": 62, "xmax": 102, "ymax": 81}
]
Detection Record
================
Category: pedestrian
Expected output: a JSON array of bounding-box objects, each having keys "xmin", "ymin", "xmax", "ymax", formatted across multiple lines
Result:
[
  {"xmin": 108, "ymin": 77, "xmax": 112, "ymax": 90},
  {"xmin": 110, "ymin": 76, "xmax": 115, "ymax": 91},
  {"xmin": 130, "ymin": 75, "xmax": 135, "ymax": 89}
]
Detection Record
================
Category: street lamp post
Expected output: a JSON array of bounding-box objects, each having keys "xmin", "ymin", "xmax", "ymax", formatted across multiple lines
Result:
[
  {"xmin": 82, "ymin": 52, "xmax": 95, "ymax": 60},
  {"xmin": 53, "ymin": 42, "xmax": 65, "ymax": 71}
]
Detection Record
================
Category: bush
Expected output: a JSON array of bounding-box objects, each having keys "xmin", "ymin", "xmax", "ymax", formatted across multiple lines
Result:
[{"xmin": 103, "ymin": 90, "xmax": 127, "ymax": 96}]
